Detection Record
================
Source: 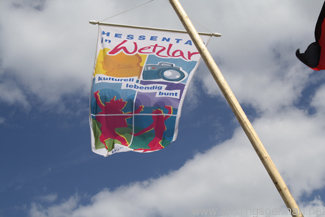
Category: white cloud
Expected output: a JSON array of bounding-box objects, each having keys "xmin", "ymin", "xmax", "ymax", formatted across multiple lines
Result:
[
  {"xmin": 196, "ymin": 0, "xmax": 319, "ymax": 114},
  {"xmin": 0, "ymin": 0, "xmax": 319, "ymax": 112},
  {"xmin": 0, "ymin": 81, "xmax": 30, "ymax": 108},
  {"xmin": 30, "ymin": 195, "xmax": 78, "ymax": 217},
  {"xmin": 0, "ymin": 117, "xmax": 5, "ymax": 125},
  {"xmin": 0, "ymin": 0, "xmax": 116, "ymax": 107},
  {"xmin": 0, "ymin": 0, "xmax": 182, "ymax": 108},
  {"xmin": 28, "ymin": 105, "xmax": 325, "ymax": 216},
  {"xmin": 311, "ymin": 84, "xmax": 325, "ymax": 115},
  {"xmin": 36, "ymin": 193, "xmax": 58, "ymax": 203}
]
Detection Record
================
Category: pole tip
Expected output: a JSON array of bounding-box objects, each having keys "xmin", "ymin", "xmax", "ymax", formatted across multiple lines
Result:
[
  {"xmin": 89, "ymin": 20, "xmax": 99, "ymax": 25},
  {"xmin": 213, "ymin": 33, "xmax": 222, "ymax": 37}
]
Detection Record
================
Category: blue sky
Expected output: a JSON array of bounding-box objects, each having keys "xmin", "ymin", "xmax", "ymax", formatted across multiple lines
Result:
[{"xmin": 1, "ymin": 0, "xmax": 325, "ymax": 216}]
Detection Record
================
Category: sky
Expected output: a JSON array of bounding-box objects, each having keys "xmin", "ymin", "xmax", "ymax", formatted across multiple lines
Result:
[{"xmin": 1, "ymin": 0, "xmax": 325, "ymax": 216}]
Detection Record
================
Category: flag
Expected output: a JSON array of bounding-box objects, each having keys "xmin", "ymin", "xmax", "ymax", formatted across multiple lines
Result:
[
  {"xmin": 296, "ymin": 1, "xmax": 325, "ymax": 71},
  {"xmin": 89, "ymin": 24, "xmax": 211, "ymax": 156}
]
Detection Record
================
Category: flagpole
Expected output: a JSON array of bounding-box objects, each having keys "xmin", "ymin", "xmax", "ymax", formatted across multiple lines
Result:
[
  {"xmin": 89, "ymin": 20, "xmax": 221, "ymax": 37},
  {"xmin": 168, "ymin": 0, "xmax": 303, "ymax": 216}
]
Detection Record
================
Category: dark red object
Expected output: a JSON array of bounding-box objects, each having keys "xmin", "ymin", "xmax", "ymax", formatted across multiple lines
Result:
[{"xmin": 296, "ymin": 1, "xmax": 325, "ymax": 71}]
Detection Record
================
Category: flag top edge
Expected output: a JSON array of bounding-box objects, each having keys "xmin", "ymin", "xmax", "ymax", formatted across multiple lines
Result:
[{"xmin": 89, "ymin": 20, "xmax": 221, "ymax": 37}]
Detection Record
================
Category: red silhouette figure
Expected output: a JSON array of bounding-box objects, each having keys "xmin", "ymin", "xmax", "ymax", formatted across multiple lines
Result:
[
  {"xmin": 94, "ymin": 90, "xmax": 143, "ymax": 149},
  {"xmin": 134, "ymin": 106, "xmax": 173, "ymax": 152}
]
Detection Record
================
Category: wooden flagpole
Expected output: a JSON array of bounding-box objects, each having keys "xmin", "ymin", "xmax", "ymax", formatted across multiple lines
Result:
[
  {"xmin": 168, "ymin": 0, "xmax": 303, "ymax": 216},
  {"xmin": 89, "ymin": 20, "xmax": 221, "ymax": 37}
]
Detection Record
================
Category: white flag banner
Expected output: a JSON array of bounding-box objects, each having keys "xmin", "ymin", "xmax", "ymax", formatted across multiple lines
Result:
[{"xmin": 90, "ymin": 24, "xmax": 211, "ymax": 156}]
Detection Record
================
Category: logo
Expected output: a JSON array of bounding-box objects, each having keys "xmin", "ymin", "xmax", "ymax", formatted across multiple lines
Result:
[{"xmin": 142, "ymin": 62, "xmax": 187, "ymax": 82}]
